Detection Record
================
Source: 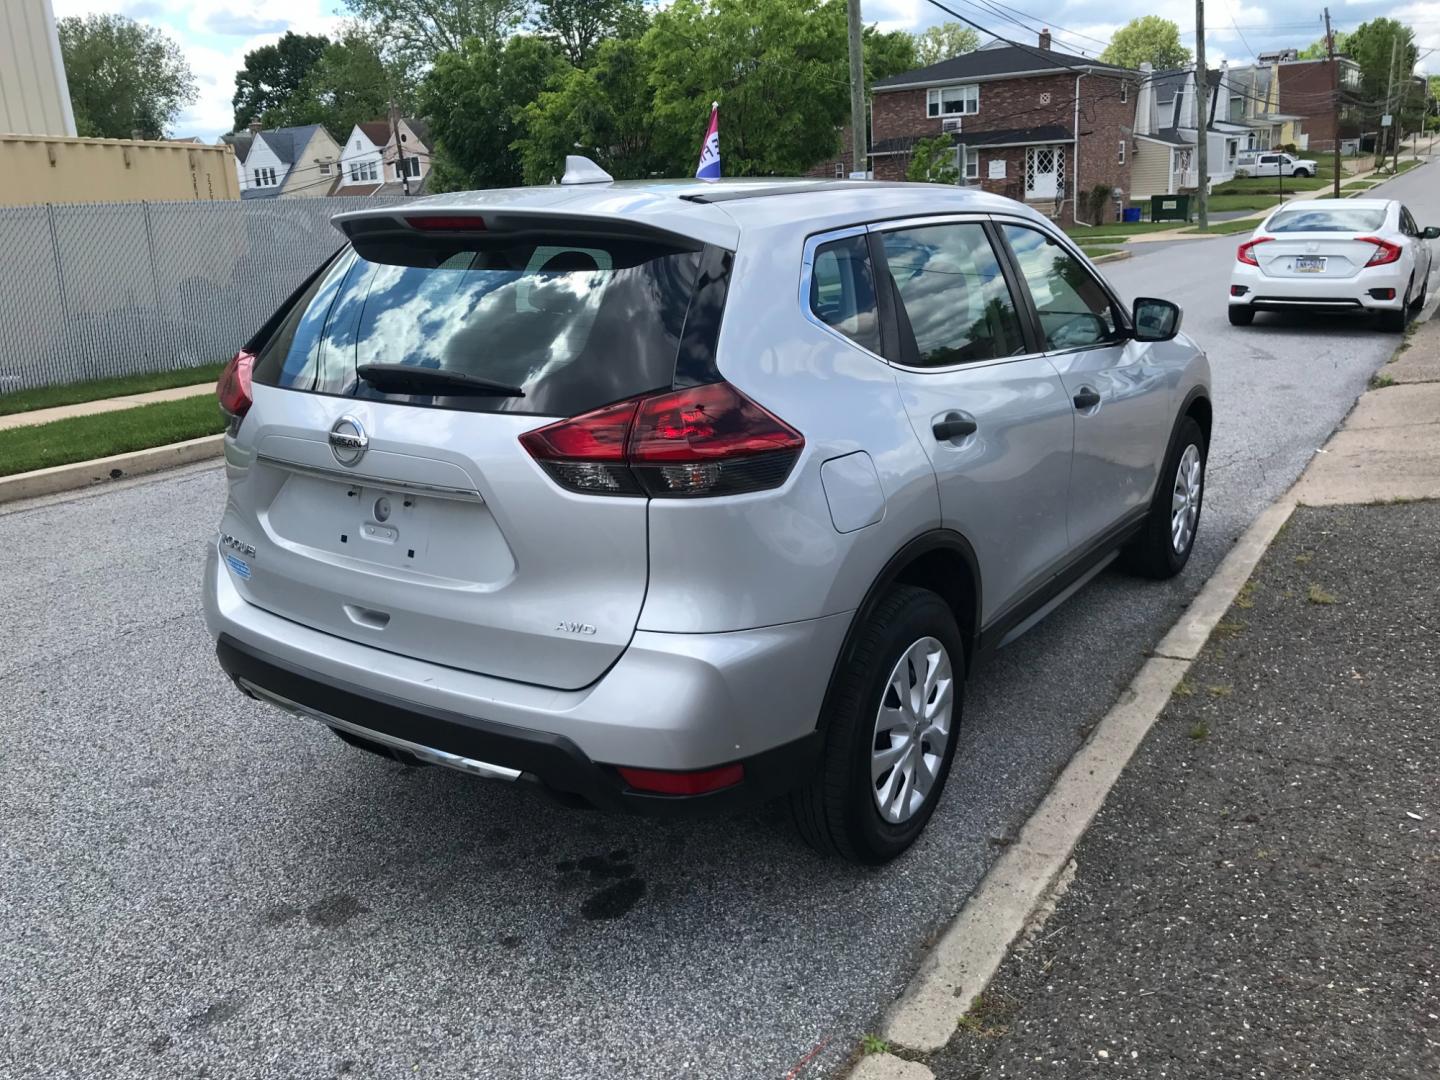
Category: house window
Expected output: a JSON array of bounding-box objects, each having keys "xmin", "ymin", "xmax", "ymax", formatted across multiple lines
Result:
[
  {"xmin": 354, "ymin": 139, "xmax": 361, "ymax": 149},
  {"xmin": 402, "ymin": 155, "xmax": 421, "ymax": 178},
  {"xmin": 962, "ymin": 146, "xmax": 979, "ymax": 180},
  {"xmin": 349, "ymin": 163, "xmax": 360, "ymax": 181},
  {"xmin": 254, "ymin": 166, "xmax": 276, "ymax": 187},
  {"xmin": 835, "ymin": 161, "xmax": 845, "ymax": 178},
  {"xmin": 320, "ymin": 161, "xmax": 331, "ymax": 174},
  {"xmin": 365, "ymin": 161, "xmax": 378, "ymax": 181},
  {"xmin": 926, "ymin": 85, "xmax": 979, "ymax": 118},
  {"xmin": 1121, "ymin": 81, "xmax": 1128, "ymax": 104},
  {"xmin": 1118, "ymin": 140, "xmax": 1126, "ymax": 165}
]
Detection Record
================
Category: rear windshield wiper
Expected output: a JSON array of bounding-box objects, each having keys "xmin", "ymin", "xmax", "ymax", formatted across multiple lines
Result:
[{"xmin": 356, "ymin": 363, "xmax": 525, "ymax": 398}]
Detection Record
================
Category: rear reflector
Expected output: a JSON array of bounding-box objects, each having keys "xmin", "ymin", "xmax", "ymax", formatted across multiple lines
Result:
[
  {"xmin": 1369, "ymin": 287, "xmax": 1396, "ymax": 301},
  {"xmin": 405, "ymin": 215, "xmax": 487, "ymax": 231},
  {"xmin": 1357, "ymin": 235, "xmax": 1402, "ymax": 267},
  {"xmin": 616, "ymin": 763, "xmax": 744, "ymax": 796},
  {"xmin": 520, "ymin": 382, "xmax": 804, "ymax": 498},
  {"xmin": 217, "ymin": 349, "xmax": 255, "ymax": 419},
  {"xmin": 1230, "ymin": 285, "xmax": 1248, "ymax": 296}
]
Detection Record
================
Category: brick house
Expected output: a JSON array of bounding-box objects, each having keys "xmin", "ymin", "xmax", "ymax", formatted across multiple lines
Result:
[
  {"xmin": 828, "ymin": 33, "xmax": 1138, "ymax": 225},
  {"xmin": 1276, "ymin": 56, "xmax": 1363, "ymax": 152}
]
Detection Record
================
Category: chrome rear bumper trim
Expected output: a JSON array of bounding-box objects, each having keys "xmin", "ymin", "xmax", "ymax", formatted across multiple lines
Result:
[{"xmin": 238, "ymin": 678, "xmax": 523, "ymax": 781}]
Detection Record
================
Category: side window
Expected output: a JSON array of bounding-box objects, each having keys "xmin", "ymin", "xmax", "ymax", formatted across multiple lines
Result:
[
  {"xmin": 879, "ymin": 222, "xmax": 1025, "ymax": 367},
  {"xmin": 808, "ymin": 234, "xmax": 881, "ymax": 354},
  {"xmin": 1001, "ymin": 224, "xmax": 1123, "ymax": 351}
]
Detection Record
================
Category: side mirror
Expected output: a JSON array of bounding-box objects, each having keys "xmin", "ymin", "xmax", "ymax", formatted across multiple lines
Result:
[
  {"xmin": 1423, "ymin": 226, "xmax": 1440, "ymax": 241},
  {"xmin": 1132, "ymin": 297, "xmax": 1182, "ymax": 342}
]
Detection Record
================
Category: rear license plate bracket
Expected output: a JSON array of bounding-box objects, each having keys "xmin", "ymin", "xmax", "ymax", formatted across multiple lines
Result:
[{"xmin": 1294, "ymin": 256, "xmax": 1326, "ymax": 273}]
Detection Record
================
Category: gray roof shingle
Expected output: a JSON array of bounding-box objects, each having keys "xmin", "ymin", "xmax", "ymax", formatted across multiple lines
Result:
[{"xmin": 874, "ymin": 46, "xmax": 1131, "ymax": 90}]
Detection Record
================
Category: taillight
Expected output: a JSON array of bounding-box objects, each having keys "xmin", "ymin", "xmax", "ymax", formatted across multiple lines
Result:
[
  {"xmin": 1357, "ymin": 236, "xmax": 1402, "ymax": 266},
  {"xmin": 1237, "ymin": 237, "xmax": 1271, "ymax": 266},
  {"xmin": 217, "ymin": 349, "xmax": 255, "ymax": 420},
  {"xmin": 520, "ymin": 382, "xmax": 804, "ymax": 498},
  {"xmin": 405, "ymin": 215, "xmax": 486, "ymax": 231}
]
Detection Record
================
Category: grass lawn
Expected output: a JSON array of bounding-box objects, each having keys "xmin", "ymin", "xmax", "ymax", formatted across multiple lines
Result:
[
  {"xmin": 0, "ymin": 394, "xmax": 224, "ymax": 478},
  {"xmin": 1079, "ymin": 244, "xmax": 1125, "ymax": 259},
  {"xmin": 0, "ymin": 363, "xmax": 224, "ymax": 417},
  {"xmin": 1189, "ymin": 218, "xmax": 1263, "ymax": 235},
  {"xmin": 1206, "ymin": 194, "xmax": 1283, "ymax": 213},
  {"xmin": 1212, "ymin": 175, "xmax": 1331, "ymax": 196}
]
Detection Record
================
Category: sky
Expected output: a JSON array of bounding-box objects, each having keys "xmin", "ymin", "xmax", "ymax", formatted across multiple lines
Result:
[{"xmin": 51, "ymin": 0, "xmax": 1440, "ymax": 141}]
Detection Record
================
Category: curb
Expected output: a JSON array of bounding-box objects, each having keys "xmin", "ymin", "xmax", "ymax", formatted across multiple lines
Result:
[
  {"xmin": 0, "ymin": 434, "xmax": 223, "ymax": 505},
  {"xmin": 1088, "ymin": 249, "xmax": 1132, "ymax": 264}
]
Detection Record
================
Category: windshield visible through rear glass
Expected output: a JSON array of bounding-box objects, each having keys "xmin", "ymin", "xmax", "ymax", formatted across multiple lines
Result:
[
  {"xmin": 1266, "ymin": 207, "xmax": 1387, "ymax": 233},
  {"xmin": 252, "ymin": 238, "xmax": 703, "ymax": 416}
]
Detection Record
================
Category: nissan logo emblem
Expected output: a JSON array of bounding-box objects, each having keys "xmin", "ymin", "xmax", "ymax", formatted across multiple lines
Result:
[{"xmin": 329, "ymin": 416, "xmax": 368, "ymax": 466}]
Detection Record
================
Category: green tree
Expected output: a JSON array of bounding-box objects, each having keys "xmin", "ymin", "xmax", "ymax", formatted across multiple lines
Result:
[
  {"xmin": 906, "ymin": 136, "xmax": 959, "ymax": 183},
  {"xmin": 231, "ymin": 32, "xmax": 329, "ymax": 130},
  {"xmin": 911, "ymin": 22, "xmax": 980, "ymax": 66},
  {"xmin": 57, "ymin": 14, "xmax": 196, "ymax": 139},
  {"xmin": 1098, "ymin": 16, "xmax": 1191, "ymax": 70},
  {"xmin": 276, "ymin": 29, "xmax": 396, "ymax": 135},
  {"xmin": 532, "ymin": 0, "xmax": 648, "ymax": 66},
  {"xmin": 345, "ymin": 0, "xmax": 527, "ymax": 76},
  {"xmin": 420, "ymin": 35, "xmax": 568, "ymax": 191},
  {"xmin": 1298, "ymin": 31, "xmax": 1348, "ymax": 60},
  {"xmin": 645, "ymin": 0, "xmax": 917, "ymax": 178},
  {"xmin": 519, "ymin": 36, "xmax": 663, "ymax": 183},
  {"xmin": 1345, "ymin": 18, "xmax": 1418, "ymax": 109}
]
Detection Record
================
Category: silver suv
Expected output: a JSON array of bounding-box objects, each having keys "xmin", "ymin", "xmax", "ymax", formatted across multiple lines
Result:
[{"xmin": 206, "ymin": 176, "xmax": 1211, "ymax": 864}]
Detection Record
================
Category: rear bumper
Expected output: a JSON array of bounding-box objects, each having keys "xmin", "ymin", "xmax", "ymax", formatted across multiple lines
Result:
[
  {"xmin": 1229, "ymin": 265, "xmax": 1408, "ymax": 311},
  {"xmin": 203, "ymin": 545, "xmax": 846, "ymax": 806}
]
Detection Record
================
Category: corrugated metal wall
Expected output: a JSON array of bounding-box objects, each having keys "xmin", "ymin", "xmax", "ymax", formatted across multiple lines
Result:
[{"xmin": 0, "ymin": 197, "xmax": 404, "ymax": 393}]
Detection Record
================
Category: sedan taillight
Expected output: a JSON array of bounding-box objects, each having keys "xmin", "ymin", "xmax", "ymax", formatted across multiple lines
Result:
[
  {"xmin": 520, "ymin": 382, "xmax": 804, "ymax": 498},
  {"xmin": 217, "ymin": 349, "xmax": 255, "ymax": 419},
  {"xmin": 1357, "ymin": 235, "xmax": 1403, "ymax": 267},
  {"xmin": 1237, "ymin": 237, "xmax": 1271, "ymax": 266}
]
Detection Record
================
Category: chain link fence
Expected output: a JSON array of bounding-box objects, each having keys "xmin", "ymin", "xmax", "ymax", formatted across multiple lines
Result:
[{"xmin": 0, "ymin": 197, "xmax": 405, "ymax": 394}]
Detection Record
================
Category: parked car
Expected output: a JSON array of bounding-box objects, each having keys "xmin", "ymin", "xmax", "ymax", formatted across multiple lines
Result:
[
  {"xmin": 1229, "ymin": 199, "xmax": 1438, "ymax": 331},
  {"xmin": 206, "ymin": 172, "xmax": 1212, "ymax": 864},
  {"xmin": 1241, "ymin": 152, "xmax": 1319, "ymax": 179}
]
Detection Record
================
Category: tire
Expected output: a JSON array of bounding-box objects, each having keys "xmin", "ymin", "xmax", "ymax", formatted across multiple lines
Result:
[
  {"xmin": 791, "ymin": 585, "xmax": 964, "ymax": 865},
  {"xmin": 1121, "ymin": 416, "xmax": 1206, "ymax": 580},
  {"xmin": 1409, "ymin": 275, "xmax": 1427, "ymax": 311},
  {"xmin": 1228, "ymin": 306, "xmax": 1255, "ymax": 326},
  {"xmin": 1292, "ymin": 168, "xmax": 1311, "ymax": 178},
  {"xmin": 1381, "ymin": 278, "xmax": 1411, "ymax": 332}
]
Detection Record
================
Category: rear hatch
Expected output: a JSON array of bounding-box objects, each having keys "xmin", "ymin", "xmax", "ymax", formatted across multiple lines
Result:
[
  {"xmin": 221, "ymin": 216, "xmax": 709, "ymax": 690},
  {"xmin": 1254, "ymin": 204, "xmax": 1392, "ymax": 281}
]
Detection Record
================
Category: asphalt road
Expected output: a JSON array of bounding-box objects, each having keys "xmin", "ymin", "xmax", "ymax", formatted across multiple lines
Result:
[{"xmin": 2, "ymin": 162, "xmax": 1437, "ymax": 1080}]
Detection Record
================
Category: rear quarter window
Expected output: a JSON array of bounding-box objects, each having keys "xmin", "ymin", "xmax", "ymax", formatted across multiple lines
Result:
[{"xmin": 252, "ymin": 236, "xmax": 705, "ymax": 416}]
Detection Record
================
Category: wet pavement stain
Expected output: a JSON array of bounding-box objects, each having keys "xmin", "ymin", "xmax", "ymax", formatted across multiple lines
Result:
[
  {"xmin": 305, "ymin": 894, "xmax": 369, "ymax": 928},
  {"xmin": 581, "ymin": 877, "xmax": 646, "ymax": 920}
]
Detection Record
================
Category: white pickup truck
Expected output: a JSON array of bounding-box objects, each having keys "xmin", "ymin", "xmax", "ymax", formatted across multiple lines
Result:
[{"xmin": 1238, "ymin": 151, "xmax": 1319, "ymax": 178}]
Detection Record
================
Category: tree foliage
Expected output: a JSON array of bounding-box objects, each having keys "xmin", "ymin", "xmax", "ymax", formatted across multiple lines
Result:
[
  {"xmin": 911, "ymin": 22, "xmax": 980, "ymax": 67},
  {"xmin": 420, "ymin": 35, "xmax": 568, "ymax": 191},
  {"xmin": 58, "ymin": 14, "xmax": 196, "ymax": 139},
  {"xmin": 1298, "ymin": 31, "xmax": 1348, "ymax": 60},
  {"xmin": 273, "ymin": 30, "xmax": 395, "ymax": 135},
  {"xmin": 344, "ymin": 0, "xmax": 527, "ymax": 77},
  {"xmin": 531, "ymin": 0, "xmax": 648, "ymax": 66},
  {"xmin": 232, "ymin": 32, "xmax": 328, "ymax": 130},
  {"xmin": 906, "ymin": 136, "xmax": 959, "ymax": 183},
  {"xmin": 1098, "ymin": 16, "xmax": 1191, "ymax": 71},
  {"xmin": 1345, "ymin": 18, "xmax": 1419, "ymax": 110},
  {"xmin": 643, "ymin": 0, "xmax": 916, "ymax": 177}
]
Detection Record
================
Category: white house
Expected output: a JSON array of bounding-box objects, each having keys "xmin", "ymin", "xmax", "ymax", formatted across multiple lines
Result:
[
  {"xmin": 240, "ymin": 125, "xmax": 341, "ymax": 200},
  {"xmin": 339, "ymin": 121, "xmax": 390, "ymax": 191},
  {"xmin": 1130, "ymin": 64, "xmax": 1240, "ymax": 199}
]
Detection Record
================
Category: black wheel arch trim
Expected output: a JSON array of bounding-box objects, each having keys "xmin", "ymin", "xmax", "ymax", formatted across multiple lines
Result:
[{"xmin": 814, "ymin": 529, "xmax": 983, "ymax": 734}]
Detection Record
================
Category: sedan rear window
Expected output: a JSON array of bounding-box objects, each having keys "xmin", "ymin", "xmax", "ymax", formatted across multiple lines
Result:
[
  {"xmin": 253, "ymin": 236, "xmax": 705, "ymax": 416},
  {"xmin": 1266, "ymin": 207, "xmax": 1387, "ymax": 233}
]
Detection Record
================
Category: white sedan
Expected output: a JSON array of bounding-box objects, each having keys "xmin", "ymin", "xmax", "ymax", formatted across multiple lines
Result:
[{"xmin": 1228, "ymin": 199, "xmax": 1438, "ymax": 331}]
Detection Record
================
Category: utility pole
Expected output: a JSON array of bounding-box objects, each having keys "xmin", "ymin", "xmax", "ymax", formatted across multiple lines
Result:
[
  {"xmin": 389, "ymin": 98, "xmax": 410, "ymax": 197},
  {"xmin": 1325, "ymin": 8, "xmax": 1341, "ymax": 198},
  {"xmin": 846, "ymin": 0, "xmax": 868, "ymax": 179},
  {"xmin": 1384, "ymin": 36, "xmax": 1399, "ymax": 171},
  {"xmin": 1194, "ymin": 0, "xmax": 1208, "ymax": 228}
]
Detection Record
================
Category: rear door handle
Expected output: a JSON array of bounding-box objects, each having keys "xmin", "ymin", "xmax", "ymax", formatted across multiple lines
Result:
[
  {"xmin": 932, "ymin": 414, "xmax": 978, "ymax": 442},
  {"xmin": 1073, "ymin": 388, "xmax": 1101, "ymax": 410}
]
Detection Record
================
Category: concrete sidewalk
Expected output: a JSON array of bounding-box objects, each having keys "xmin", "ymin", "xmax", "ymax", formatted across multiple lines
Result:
[{"xmin": 0, "ymin": 381, "xmax": 213, "ymax": 433}]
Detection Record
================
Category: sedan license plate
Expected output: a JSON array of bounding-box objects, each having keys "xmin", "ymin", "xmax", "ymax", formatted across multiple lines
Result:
[{"xmin": 1294, "ymin": 256, "xmax": 1326, "ymax": 273}]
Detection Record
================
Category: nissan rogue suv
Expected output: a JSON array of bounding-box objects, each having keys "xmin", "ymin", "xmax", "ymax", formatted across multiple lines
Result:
[{"xmin": 206, "ymin": 173, "xmax": 1212, "ymax": 864}]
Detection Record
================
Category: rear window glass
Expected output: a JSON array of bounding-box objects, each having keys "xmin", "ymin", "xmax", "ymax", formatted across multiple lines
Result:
[
  {"xmin": 253, "ymin": 237, "xmax": 703, "ymax": 415},
  {"xmin": 1266, "ymin": 207, "xmax": 1387, "ymax": 233}
]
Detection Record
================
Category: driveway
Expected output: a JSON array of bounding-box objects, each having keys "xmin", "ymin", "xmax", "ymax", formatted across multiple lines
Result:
[{"xmin": 1, "ymin": 161, "xmax": 1436, "ymax": 1080}]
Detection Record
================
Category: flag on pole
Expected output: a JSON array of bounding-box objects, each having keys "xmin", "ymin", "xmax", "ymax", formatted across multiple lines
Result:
[{"xmin": 695, "ymin": 101, "xmax": 721, "ymax": 180}]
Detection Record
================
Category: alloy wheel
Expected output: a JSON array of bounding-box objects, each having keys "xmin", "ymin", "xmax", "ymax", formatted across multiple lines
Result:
[
  {"xmin": 871, "ymin": 637, "xmax": 954, "ymax": 824},
  {"xmin": 1171, "ymin": 443, "xmax": 1203, "ymax": 554}
]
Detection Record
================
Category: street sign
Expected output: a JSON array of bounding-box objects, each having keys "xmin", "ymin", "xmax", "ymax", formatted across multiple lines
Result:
[{"xmin": 1382, "ymin": 114, "xmax": 1393, "ymax": 127}]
